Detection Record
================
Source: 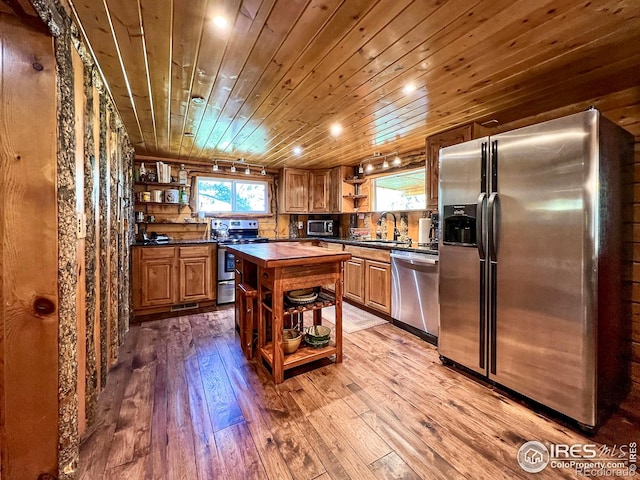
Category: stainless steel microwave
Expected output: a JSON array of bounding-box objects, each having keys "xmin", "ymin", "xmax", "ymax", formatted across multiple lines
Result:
[{"xmin": 307, "ymin": 219, "xmax": 334, "ymax": 237}]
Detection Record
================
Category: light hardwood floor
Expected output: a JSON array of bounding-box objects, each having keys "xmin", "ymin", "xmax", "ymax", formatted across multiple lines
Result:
[{"xmin": 79, "ymin": 305, "xmax": 640, "ymax": 479}]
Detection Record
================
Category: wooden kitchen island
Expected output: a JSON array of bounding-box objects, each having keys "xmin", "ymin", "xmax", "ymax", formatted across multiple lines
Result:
[{"xmin": 228, "ymin": 242, "xmax": 351, "ymax": 383}]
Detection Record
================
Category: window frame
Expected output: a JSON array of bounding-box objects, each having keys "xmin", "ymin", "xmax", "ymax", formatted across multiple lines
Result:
[
  {"xmin": 371, "ymin": 167, "xmax": 426, "ymax": 212},
  {"xmin": 195, "ymin": 175, "xmax": 270, "ymax": 215}
]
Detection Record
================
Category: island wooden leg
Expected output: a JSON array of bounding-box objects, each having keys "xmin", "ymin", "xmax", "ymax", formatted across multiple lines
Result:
[
  {"xmin": 257, "ymin": 282, "xmax": 266, "ymax": 352},
  {"xmin": 335, "ymin": 262, "xmax": 343, "ymax": 363},
  {"xmin": 272, "ymin": 278, "xmax": 285, "ymax": 384},
  {"xmin": 313, "ymin": 309, "xmax": 322, "ymax": 326}
]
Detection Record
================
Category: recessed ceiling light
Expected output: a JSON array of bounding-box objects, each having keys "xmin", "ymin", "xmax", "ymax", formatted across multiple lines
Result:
[
  {"xmin": 330, "ymin": 123, "xmax": 342, "ymax": 137},
  {"xmin": 191, "ymin": 95, "xmax": 206, "ymax": 104},
  {"xmin": 213, "ymin": 16, "xmax": 228, "ymax": 28},
  {"xmin": 403, "ymin": 83, "xmax": 416, "ymax": 94},
  {"xmin": 293, "ymin": 146, "xmax": 303, "ymax": 155}
]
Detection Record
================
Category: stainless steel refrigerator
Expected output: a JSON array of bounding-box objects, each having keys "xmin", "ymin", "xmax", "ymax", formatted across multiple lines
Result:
[{"xmin": 437, "ymin": 110, "xmax": 632, "ymax": 429}]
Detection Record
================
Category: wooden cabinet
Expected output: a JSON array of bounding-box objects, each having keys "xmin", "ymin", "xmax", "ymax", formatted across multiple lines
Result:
[
  {"xmin": 309, "ymin": 169, "xmax": 330, "ymax": 212},
  {"xmin": 426, "ymin": 123, "xmax": 489, "ymax": 208},
  {"xmin": 343, "ymin": 245, "xmax": 391, "ymax": 314},
  {"xmin": 279, "ymin": 168, "xmax": 309, "ymax": 213},
  {"xmin": 280, "ymin": 167, "xmax": 343, "ymax": 213},
  {"xmin": 133, "ymin": 244, "xmax": 217, "ymax": 317},
  {"xmin": 178, "ymin": 246, "xmax": 213, "ymax": 302},
  {"xmin": 364, "ymin": 259, "xmax": 391, "ymax": 314},
  {"xmin": 138, "ymin": 247, "xmax": 176, "ymax": 307},
  {"xmin": 328, "ymin": 167, "xmax": 342, "ymax": 213},
  {"xmin": 344, "ymin": 257, "xmax": 364, "ymax": 303}
]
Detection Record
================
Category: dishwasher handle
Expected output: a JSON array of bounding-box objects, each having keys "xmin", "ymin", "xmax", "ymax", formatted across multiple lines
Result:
[{"xmin": 390, "ymin": 252, "xmax": 438, "ymax": 266}]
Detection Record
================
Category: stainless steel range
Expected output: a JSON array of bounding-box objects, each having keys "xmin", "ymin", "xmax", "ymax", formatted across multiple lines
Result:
[{"xmin": 212, "ymin": 219, "xmax": 267, "ymax": 304}]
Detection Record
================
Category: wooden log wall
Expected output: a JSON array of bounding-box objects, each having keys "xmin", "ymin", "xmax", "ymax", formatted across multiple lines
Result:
[{"xmin": 0, "ymin": 2, "xmax": 135, "ymax": 478}]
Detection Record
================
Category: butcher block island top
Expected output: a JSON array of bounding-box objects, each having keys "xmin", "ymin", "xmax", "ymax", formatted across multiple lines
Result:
[
  {"xmin": 227, "ymin": 242, "xmax": 352, "ymax": 268},
  {"xmin": 228, "ymin": 242, "xmax": 351, "ymax": 383}
]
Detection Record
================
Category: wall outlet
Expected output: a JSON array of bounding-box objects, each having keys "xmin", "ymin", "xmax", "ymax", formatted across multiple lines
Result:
[
  {"xmin": 77, "ymin": 212, "xmax": 87, "ymax": 239},
  {"xmin": 297, "ymin": 221, "xmax": 303, "ymax": 229}
]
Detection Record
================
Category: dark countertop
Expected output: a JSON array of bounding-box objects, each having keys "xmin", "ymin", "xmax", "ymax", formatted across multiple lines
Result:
[
  {"xmin": 131, "ymin": 236, "xmax": 438, "ymax": 255},
  {"xmin": 131, "ymin": 239, "xmax": 218, "ymax": 247},
  {"xmin": 302, "ymin": 237, "xmax": 439, "ymax": 255}
]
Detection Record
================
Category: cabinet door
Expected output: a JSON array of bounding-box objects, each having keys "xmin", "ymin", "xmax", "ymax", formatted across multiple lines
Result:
[
  {"xmin": 281, "ymin": 168, "xmax": 309, "ymax": 213},
  {"xmin": 139, "ymin": 249, "xmax": 176, "ymax": 307},
  {"xmin": 179, "ymin": 255, "xmax": 212, "ymax": 302},
  {"xmin": 344, "ymin": 257, "xmax": 364, "ymax": 303},
  {"xmin": 328, "ymin": 167, "xmax": 342, "ymax": 213},
  {"xmin": 426, "ymin": 124, "xmax": 473, "ymax": 208},
  {"xmin": 364, "ymin": 259, "xmax": 391, "ymax": 314},
  {"xmin": 309, "ymin": 169, "xmax": 330, "ymax": 213}
]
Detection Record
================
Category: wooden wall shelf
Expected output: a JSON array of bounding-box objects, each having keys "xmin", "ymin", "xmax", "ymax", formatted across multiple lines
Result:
[{"xmin": 135, "ymin": 181, "xmax": 190, "ymax": 188}]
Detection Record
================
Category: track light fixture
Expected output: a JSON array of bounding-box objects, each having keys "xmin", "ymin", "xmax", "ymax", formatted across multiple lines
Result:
[{"xmin": 210, "ymin": 158, "xmax": 269, "ymax": 176}]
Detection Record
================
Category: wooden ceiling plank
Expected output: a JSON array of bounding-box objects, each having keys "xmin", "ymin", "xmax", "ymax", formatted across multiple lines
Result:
[
  {"xmin": 139, "ymin": 0, "xmax": 173, "ymax": 155},
  {"xmin": 425, "ymin": 19, "xmax": 640, "ymax": 129},
  {"xmin": 248, "ymin": 0, "xmax": 503, "ymax": 163},
  {"xmin": 191, "ymin": 0, "xmax": 303, "ymax": 159},
  {"xmin": 70, "ymin": 0, "xmax": 145, "ymax": 147},
  {"xmin": 178, "ymin": 0, "xmax": 246, "ymax": 158},
  {"xmin": 424, "ymin": 0, "xmax": 640, "ymax": 116},
  {"xmin": 183, "ymin": 0, "xmax": 274, "ymax": 159},
  {"xmin": 168, "ymin": 0, "xmax": 209, "ymax": 155},
  {"xmin": 224, "ymin": 0, "xmax": 409, "ymax": 157},
  {"xmin": 246, "ymin": 0, "xmax": 521, "ymax": 162},
  {"xmin": 258, "ymin": 0, "xmax": 636, "ymax": 166},
  {"xmin": 105, "ymin": 0, "xmax": 156, "ymax": 150},
  {"xmin": 204, "ymin": 0, "xmax": 344, "ymax": 160},
  {"xmin": 197, "ymin": 0, "xmax": 382, "ymax": 161},
  {"xmin": 252, "ymin": 2, "xmax": 552, "ymax": 163}
]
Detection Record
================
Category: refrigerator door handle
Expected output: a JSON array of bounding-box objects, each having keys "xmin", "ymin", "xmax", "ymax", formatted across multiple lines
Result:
[
  {"xmin": 487, "ymin": 193, "xmax": 499, "ymax": 261},
  {"xmin": 476, "ymin": 193, "xmax": 487, "ymax": 260}
]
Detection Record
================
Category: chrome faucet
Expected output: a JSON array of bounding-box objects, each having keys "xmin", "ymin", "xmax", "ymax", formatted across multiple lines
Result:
[{"xmin": 377, "ymin": 211, "xmax": 399, "ymax": 241}]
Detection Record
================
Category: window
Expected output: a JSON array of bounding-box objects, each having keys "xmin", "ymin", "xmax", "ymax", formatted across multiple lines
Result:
[
  {"xmin": 196, "ymin": 177, "xmax": 268, "ymax": 214},
  {"xmin": 372, "ymin": 168, "xmax": 425, "ymax": 211}
]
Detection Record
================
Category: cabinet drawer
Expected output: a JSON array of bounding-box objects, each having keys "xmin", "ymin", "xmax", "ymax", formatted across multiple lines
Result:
[
  {"xmin": 343, "ymin": 245, "xmax": 390, "ymax": 263},
  {"xmin": 140, "ymin": 246, "xmax": 176, "ymax": 259},
  {"xmin": 178, "ymin": 245, "xmax": 211, "ymax": 258}
]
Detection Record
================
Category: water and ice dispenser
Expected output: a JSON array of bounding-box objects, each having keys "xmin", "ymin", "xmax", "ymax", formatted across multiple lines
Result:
[{"xmin": 443, "ymin": 204, "xmax": 477, "ymax": 246}]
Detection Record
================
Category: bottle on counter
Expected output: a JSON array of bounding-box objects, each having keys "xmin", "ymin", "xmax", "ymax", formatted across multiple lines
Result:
[
  {"xmin": 179, "ymin": 187, "xmax": 188, "ymax": 204},
  {"xmin": 178, "ymin": 164, "xmax": 188, "ymax": 185}
]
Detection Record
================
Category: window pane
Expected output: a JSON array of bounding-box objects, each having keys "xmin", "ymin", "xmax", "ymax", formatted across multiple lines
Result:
[
  {"xmin": 197, "ymin": 178, "xmax": 233, "ymax": 212},
  {"xmin": 373, "ymin": 169, "xmax": 425, "ymax": 211},
  {"xmin": 235, "ymin": 181, "xmax": 267, "ymax": 213},
  {"xmin": 196, "ymin": 177, "xmax": 268, "ymax": 214}
]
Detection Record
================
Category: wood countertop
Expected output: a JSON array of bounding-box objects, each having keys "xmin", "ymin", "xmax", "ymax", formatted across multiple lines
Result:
[{"xmin": 227, "ymin": 242, "xmax": 351, "ymax": 268}]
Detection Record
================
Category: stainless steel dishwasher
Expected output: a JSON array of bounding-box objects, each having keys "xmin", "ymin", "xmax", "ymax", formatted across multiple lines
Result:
[{"xmin": 391, "ymin": 250, "xmax": 439, "ymax": 343}]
